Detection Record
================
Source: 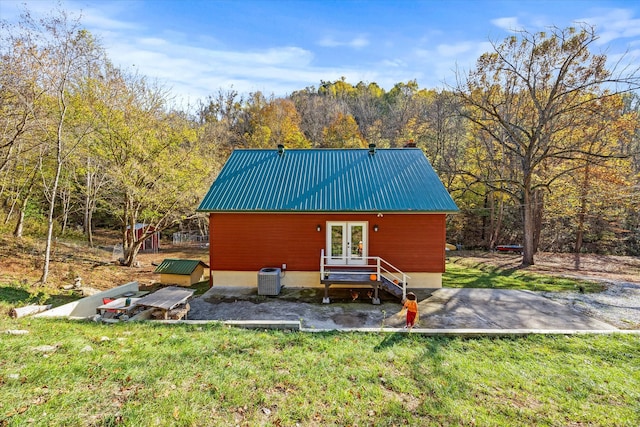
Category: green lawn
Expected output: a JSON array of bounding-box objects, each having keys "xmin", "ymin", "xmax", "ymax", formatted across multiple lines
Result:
[
  {"xmin": 0, "ymin": 319, "xmax": 638, "ymax": 426},
  {"xmin": 444, "ymin": 258, "xmax": 604, "ymax": 292},
  {"xmin": 1, "ymin": 259, "xmax": 636, "ymax": 425}
]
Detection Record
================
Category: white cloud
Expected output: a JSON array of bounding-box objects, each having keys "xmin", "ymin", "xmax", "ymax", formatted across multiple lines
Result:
[
  {"xmin": 436, "ymin": 42, "xmax": 476, "ymax": 57},
  {"xmin": 491, "ymin": 17, "xmax": 522, "ymax": 31},
  {"xmin": 7, "ymin": 0, "xmax": 638, "ymax": 104},
  {"xmin": 318, "ymin": 35, "xmax": 370, "ymax": 48},
  {"xmin": 139, "ymin": 37, "xmax": 168, "ymax": 47},
  {"xmin": 381, "ymin": 59, "xmax": 407, "ymax": 68},
  {"xmin": 408, "ymin": 39, "xmax": 494, "ymax": 89},
  {"xmin": 105, "ymin": 35, "xmax": 333, "ymax": 100},
  {"xmin": 78, "ymin": 7, "xmax": 141, "ymax": 31},
  {"xmin": 577, "ymin": 8, "xmax": 640, "ymax": 45},
  {"xmin": 351, "ymin": 36, "xmax": 370, "ymax": 48}
]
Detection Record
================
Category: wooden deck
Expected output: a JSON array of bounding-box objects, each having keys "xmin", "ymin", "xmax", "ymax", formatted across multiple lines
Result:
[
  {"xmin": 320, "ymin": 270, "xmax": 404, "ymax": 304},
  {"xmin": 320, "ymin": 272, "xmax": 379, "ymax": 285}
]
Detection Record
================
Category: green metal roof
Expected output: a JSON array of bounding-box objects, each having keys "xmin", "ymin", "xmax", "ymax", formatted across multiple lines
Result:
[
  {"xmin": 197, "ymin": 148, "xmax": 459, "ymax": 213},
  {"xmin": 154, "ymin": 259, "xmax": 209, "ymax": 275}
]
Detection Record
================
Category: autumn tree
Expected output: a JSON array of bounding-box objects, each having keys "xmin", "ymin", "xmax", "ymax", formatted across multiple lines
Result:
[
  {"xmin": 70, "ymin": 66, "xmax": 117, "ymax": 246},
  {"xmin": 455, "ymin": 25, "xmax": 640, "ymax": 265},
  {"xmin": 259, "ymin": 98, "xmax": 310, "ymax": 148},
  {"xmin": 0, "ymin": 10, "xmax": 52, "ymax": 236},
  {"xmin": 198, "ymin": 89, "xmax": 245, "ymax": 156},
  {"xmin": 620, "ymin": 93, "xmax": 640, "ymax": 254},
  {"xmin": 2, "ymin": 8, "xmax": 106, "ymax": 282},
  {"xmin": 542, "ymin": 93, "xmax": 640, "ymax": 254},
  {"xmin": 0, "ymin": 20, "xmax": 45, "ymax": 175},
  {"xmin": 88, "ymin": 68, "xmax": 214, "ymax": 266},
  {"xmin": 322, "ymin": 113, "xmax": 367, "ymax": 148},
  {"xmin": 290, "ymin": 88, "xmax": 347, "ymax": 146},
  {"xmin": 236, "ymin": 92, "xmax": 310, "ymax": 149},
  {"xmin": 349, "ymin": 82, "xmax": 385, "ymax": 144},
  {"xmin": 420, "ymin": 91, "xmax": 467, "ymax": 188},
  {"xmin": 383, "ymin": 80, "xmax": 427, "ymax": 146}
]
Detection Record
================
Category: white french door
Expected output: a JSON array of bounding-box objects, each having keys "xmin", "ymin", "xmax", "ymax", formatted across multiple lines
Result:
[{"xmin": 326, "ymin": 222, "xmax": 367, "ymax": 265}]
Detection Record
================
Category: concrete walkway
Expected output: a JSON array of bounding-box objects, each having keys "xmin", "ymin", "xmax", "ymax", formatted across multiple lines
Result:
[
  {"xmin": 187, "ymin": 286, "xmax": 621, "ymax": 333},
  {"xmin": 396, "ymin": 288, "xmax": 616, "ymax": 330}
]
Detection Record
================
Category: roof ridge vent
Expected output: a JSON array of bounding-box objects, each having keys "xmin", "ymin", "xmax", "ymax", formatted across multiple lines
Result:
[
  {"xmin": 277, "ymin": 144, "xmax": 285, "ymax": 156},
  {"xmin": 368, "ymin": 143, "xmax": 376, "ymax": 155}
]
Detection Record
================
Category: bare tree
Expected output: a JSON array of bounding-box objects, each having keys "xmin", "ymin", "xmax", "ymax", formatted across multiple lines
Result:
[
  {"xmin": 290, "ymin": 89, "xmax": 346, "ymax": 146},
  {"xmin": 454, "ymin": 25, "xmax": 640, "ymax": 265}
]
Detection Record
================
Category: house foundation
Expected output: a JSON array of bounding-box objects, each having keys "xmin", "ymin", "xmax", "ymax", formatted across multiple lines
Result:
[{"xmin": 211, "ymin": 270, "xmax": 442, "ymax": 289}]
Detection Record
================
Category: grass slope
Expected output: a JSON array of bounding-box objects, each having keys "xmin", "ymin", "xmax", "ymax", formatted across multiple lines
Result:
[{"xmin": 1, "ymin": 319, "xmax": 639, "ymax": 426}]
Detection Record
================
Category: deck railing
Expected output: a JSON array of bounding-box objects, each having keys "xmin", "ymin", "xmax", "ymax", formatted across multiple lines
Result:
[{"xmin": 320, "ymin": 249, "xmax": 410, "ymax": 299}]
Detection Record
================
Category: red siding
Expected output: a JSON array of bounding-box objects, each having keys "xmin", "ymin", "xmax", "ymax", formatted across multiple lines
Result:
[{"xmin": 209, "ymin": 213, "xmax": 446, "ymax": 273}]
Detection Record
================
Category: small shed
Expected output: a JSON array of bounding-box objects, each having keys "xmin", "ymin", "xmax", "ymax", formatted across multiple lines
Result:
[
  {"xmin": 154, "ymin": 259, "xmax": 209, "ymax": 286},
  {"xmin": 127, "ymin": 223, "xmax": 160, "ymax": 252}
]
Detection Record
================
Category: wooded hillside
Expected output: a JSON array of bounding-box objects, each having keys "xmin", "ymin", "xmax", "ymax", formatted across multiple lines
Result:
[{"xmin": 1, "ymin": 7, "xmax": 639, "ymax": 283}]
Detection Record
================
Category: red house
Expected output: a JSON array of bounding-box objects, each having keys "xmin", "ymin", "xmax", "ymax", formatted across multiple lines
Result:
[{"xmin": 197, "ymin": 145, "xmax": 458, "ymax": 303}]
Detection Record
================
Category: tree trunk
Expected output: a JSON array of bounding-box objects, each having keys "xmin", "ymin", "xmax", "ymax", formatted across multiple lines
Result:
[
  {"xmin": 83, "ymin": 185, "xmax": 95, "ymax": 247},
  {"xmin": 481, "ymin": 193, "xmax": 488, "ymax": 246},
  {"xmin": 13, "ymin": 195, "xmax": 28, "ymax": 238},
  {"xmin": 41, "ymin": 158, "xmax": 62, "ymax": 284},
  {"xmin": 41, "ymin": 99, "xmax": 66, "ymax": 284},
  {"xmin": 4, "ymin": 188, "xmax": 18, "ymax": 224},
  {"xmin": 197, "ymin": 215, "xmax": 208, "ymax": 237},
  {"xmin": 121, "ymin": 224, "xmax": 129, "ymax": 265},
  {"xmin": 124, "ymin": 241, "xmax": 142, "ymax": 267},
  {"xmin": 522, "ymin": 182, "xmax": 536, "ymax": 266},
  {"xmin": 489, "ymin": 192, "xmax": 504, "ymax": 249},
  {"xmin": 86, "ymin": 208, "xmax": 94, "ymax": 247},
  {"xmin": 575, "ymin": 163, "xmax": 590, "ymax": 253},
  {"xmin": 60, "ymin": 186, "xmax": 70, "ymax": 235},
  {"xmin": 83, "ymin": 159, "xmax": 95, "ymax": 247},
  {"xmin": 532, "ymin": 189, "xmax": 544, "ymax": 254},
  {"xmin": 10, "ymin": 304, "xmax": 52, "ymax": 318},
  {"xmin": 121, "ymin": 194, "xmax": 143, "ymax": 266}
]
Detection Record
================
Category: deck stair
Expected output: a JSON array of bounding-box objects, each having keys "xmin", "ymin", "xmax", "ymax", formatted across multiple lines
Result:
[{"xmin": 379, "ymin": 276, "xmax": 404, "ymax": 299}]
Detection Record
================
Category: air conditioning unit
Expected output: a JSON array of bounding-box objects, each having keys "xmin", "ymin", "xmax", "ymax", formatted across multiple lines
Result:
[{"xmin": 257, "ymin": 267, "xmax": 281, "ymax": 296}]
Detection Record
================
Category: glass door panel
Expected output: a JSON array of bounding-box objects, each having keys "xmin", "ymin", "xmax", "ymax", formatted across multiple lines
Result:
[
  {"xmin": 348, "ymin": 223, "xmax": 366, "ymax": 265},
  {"xmin": 327, "ymin": 223, "xmax": 346, "ymax": 265},
  {"xmin": 326, "ymin": 222, "xmax": 367, "ymax": 265}
]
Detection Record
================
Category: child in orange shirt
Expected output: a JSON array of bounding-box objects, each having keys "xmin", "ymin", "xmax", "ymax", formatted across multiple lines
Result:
[{"xmin": 403, "ymin": 292, "xmax": 418, "ymax": 329}]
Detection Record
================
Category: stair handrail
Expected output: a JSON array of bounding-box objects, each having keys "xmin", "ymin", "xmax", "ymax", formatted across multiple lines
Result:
[{"xmin": 320, "ymin": 250, "xmax": 410, "ymax": 299}]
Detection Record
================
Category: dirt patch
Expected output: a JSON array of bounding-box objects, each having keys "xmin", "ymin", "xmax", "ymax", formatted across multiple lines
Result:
[
  {"xmin": 0, "ymin": 234, "xmax": 209, "ymax": 291},
  {"xmin": 331, "ymin": 312, "xmax": 371, "ymax": 327},
  {"xmin": 188, "ymin": 286, "xmax": 402, "ymax": 329}
]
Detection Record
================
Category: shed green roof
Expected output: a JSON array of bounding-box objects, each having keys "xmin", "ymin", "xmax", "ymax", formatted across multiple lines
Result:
[
  {"xmin": 154, "ymin": 259, "xmax": 209, "ymax": 275},
  {"xmin": 197, "ymin": 148, "xmax": 459, "ymax": 213}
]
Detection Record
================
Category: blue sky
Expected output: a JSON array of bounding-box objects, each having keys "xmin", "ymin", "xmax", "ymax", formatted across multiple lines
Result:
[{"xmin": 2, "ymin": 0, "xmax": 640, "ymax": 104}]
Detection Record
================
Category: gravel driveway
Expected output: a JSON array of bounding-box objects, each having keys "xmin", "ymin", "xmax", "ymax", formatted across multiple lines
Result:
[{"xmin": 541, "ymin": 280, "xmax": 640, "ymax": 329}]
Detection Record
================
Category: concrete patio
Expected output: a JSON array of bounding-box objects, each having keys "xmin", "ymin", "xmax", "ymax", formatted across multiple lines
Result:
[{"xmin": 187, "ymin": 286, "xmax": 620, "ymax": 333}]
